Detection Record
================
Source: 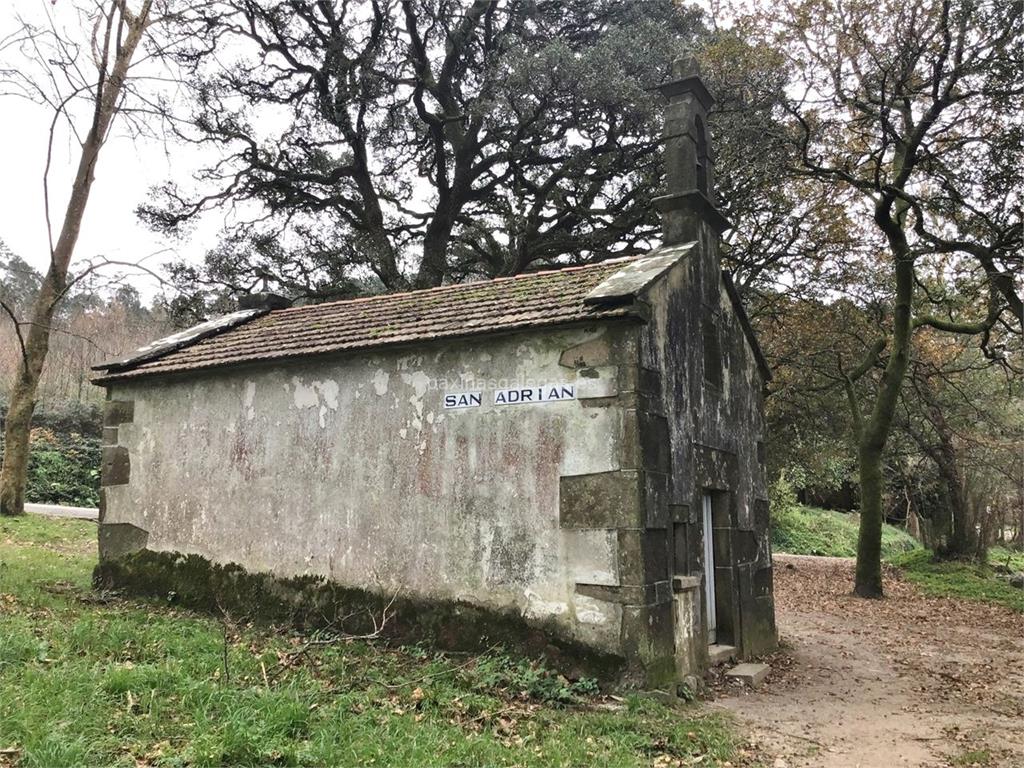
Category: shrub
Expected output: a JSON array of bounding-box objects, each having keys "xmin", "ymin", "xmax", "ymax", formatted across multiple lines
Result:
[
  {"xmin": 769, "ymin": 470, "xmax": 800, "ymax": 520},
  {"xmin": 0, "ymin": 400, "xmax": 103, "ymax": 438},
  {"xmin": 769, "ymin": 470, "xmax": 804, "ymax": 543},
  {"xmin": 31, "ymin": 401, "xmax": 103, "ymax": 437},
  {"xmin": 0, "ymin": 427, "xmax": 101, "ymax": 507},
  {"xmin": 772, "ymin": 498, "xmax": 919, "ymax": 558}
]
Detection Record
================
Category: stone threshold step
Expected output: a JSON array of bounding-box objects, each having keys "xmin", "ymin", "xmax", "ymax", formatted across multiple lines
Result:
[
  {"xmin": 708, "ymin": 643, "xmax": 737, "ymax": 665},
  {"xmin": 725, "ymin": 662, "xmax": 771, "ymax": 688}
]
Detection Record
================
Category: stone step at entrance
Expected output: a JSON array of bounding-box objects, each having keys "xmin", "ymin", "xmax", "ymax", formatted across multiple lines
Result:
[
  {"xmin": 708, "ymin": 643, "xmax": 737, "ymax": 665},
  {"xmin": 725, "ymin": 662, "xmax": 771, "ymax": 688}
]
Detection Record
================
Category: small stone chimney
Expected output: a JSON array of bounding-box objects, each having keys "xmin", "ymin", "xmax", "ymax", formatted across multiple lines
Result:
[
  {"xmin": 238, "ymin": 292, "xmax": 292, "ymax": 311},
  {"xmin": 653, "ymin": 56, "xmax": 730, "ymax": 245}
]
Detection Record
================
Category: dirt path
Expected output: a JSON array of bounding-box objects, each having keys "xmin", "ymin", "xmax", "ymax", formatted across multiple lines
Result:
[{"xmin": 716, "ymin": 555, "xmax": 1024, "ymax": 768}]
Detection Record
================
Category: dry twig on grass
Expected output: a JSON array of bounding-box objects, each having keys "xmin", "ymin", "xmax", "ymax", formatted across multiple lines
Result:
[{"xmin": 265, "ymin": 592, "xmax": 399, "ymax": 684}]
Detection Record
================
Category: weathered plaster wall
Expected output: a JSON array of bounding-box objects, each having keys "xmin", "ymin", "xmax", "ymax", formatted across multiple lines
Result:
[
  {"xmin": 100, "ymin": 322, "xmax": 648, "ymax": 657},
  {"xmin": 639, "ymin": 223, "xmax": 776, "ymax": 662}
]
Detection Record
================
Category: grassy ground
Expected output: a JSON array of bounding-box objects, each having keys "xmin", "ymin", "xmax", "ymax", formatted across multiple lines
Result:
[
  {"xmin": 989, "ymin": 545, "xmax": 1024, "ymax": 573},
  {"xmin": 0, "ymin": 515, "xmax": 742, "ymax": 768},
  {"xmin": 888, "ymin": 548, "xmax": 1024, "ymax": 614},
  {"xmin": 771, "ymin": 504, "xmax": 1023, "ymax": 613},
  {"xmin": 771, "ymin": 504, "xmax": 919, "ymax": 559}
]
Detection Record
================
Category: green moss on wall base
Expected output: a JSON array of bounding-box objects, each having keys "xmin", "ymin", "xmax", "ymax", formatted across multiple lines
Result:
[{"xmin": 93, "ymin": 549, "xmax": 627, "ymax": 683}]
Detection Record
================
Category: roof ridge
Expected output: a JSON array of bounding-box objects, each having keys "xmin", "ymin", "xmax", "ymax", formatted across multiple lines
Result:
[{"xmin": 272, "ymin": 256, "xmax": 638, "ymax": 315}]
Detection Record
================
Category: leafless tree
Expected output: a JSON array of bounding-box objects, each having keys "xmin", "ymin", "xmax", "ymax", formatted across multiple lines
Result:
[{"xmin": 0, "ymin": 0, "xmax": 176, "ymax": 515}]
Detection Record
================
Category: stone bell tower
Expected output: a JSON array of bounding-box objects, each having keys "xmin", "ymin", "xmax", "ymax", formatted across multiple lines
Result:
[{"xmin": 653, "ymin": 55, "xmax": 730, "ymax": 246}]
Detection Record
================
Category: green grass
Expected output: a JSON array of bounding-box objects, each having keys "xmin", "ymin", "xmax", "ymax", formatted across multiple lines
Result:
[
  {"xmin": 951, "ymin": 748, "xmax": 994, "ymax": 767},
  {"xmin": 0, "ymin": 515, "xmax": 741, "ymax": 767},
  {"xmin": 771, "ymin": 504, "xmax": 920, "ymax": 558},
  {"xmin": 888, "ymin": 548, "xmax": 1024, "ymax": 613},
  {"xmin": 989, "ymin": 545, "xmax": 1024, "ymax": 574}
]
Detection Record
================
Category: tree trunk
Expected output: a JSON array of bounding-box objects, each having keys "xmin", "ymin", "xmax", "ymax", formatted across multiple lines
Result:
[
  {"xmin": 935, "ymin": 444, "xmax": 975, "ymax": 561},
  {"xmin": 1015, "ymin": 497, "xmax": 1024, "ymax": 545},
  {"xmin": 906, "ymin": 503, "xmax": 924, "ymax": 544},
  {"xmin": 0, "ymin": 262, "xmax": 66, "ymax": 515},
  {"xmin": 415, "ymin": 221, "xmax": 454, "ymax": 289},
  {"xmin": 968, "ymin": 479, "xmax": 990, "ymax": 562},
  {"xmin": 0, "ymin": 204, "xmax": 91, "ymax": 515},
  {"xmin": 0, "ymin": 1, "xmax": 150, "ymax": 515},
  {"xmin": 853, "ymin": 230, "xmax": 915, "ymax": 596},
  {"xmin": 0, "ymin": 376, "xmax": 36, "ymax": 515},
  {"xmin": 854, "ymin": 440, "xmax": 887, "ymax": 597},
  {"xmin": 917, "ymin": 379, "xmax": 981, "ymax": 561}
]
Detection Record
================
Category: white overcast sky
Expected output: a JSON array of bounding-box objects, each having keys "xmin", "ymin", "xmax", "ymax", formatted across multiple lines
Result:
[
  {"xmin": 0, "ymin": 95, "xmax": 204, "ymax": 295},
  {"xmin": 0, "ymin": 1, "xmax": 216, "ymax": 300}
]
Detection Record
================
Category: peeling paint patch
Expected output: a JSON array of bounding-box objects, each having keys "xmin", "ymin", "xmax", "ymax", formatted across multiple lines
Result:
[
  {"xmin": 291, "ymin": 377, "xmax": 340, "ymax": 428},
  {"xmin": 523, "ymin": 590, "xmax": 568, "ymax": 620},
  {"xmin": 322, "ymin": 380, "xmax": 339, "ymax": 410},
  {"xmin": 372, "ymin": 369, "xmax": 390, "ymax": 396},
  {"xmin": 292, "ymin": 380, "xmax": 318, "ymax": 409},
  {"xmin": 400, "ymin": 370, "xmax": 432, "ymax": 433},
  {"xmin": 243, "ymin": 381, "xmax": 256, "ymax": 421},
  {"xmin": 575, "ymin": 595, "xmax": 612, "ymax": 625}
]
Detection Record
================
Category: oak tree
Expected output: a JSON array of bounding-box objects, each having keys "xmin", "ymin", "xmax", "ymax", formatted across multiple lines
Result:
[
  {"xmin": 731, "ymin": 0, "xmax": 1022, "ymax": 595},
  {"xmin": 142, "ymin": 0, "xmax": 707, "ymax": 296}
]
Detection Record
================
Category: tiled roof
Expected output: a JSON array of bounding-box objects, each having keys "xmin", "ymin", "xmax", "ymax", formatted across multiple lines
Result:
[{"xmin": 93, "ymin": 257, "xmax": 644, "ymax": 383}]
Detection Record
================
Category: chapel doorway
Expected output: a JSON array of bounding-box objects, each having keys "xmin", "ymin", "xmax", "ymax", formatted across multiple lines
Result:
[{"xmin": 702, "ymin": 492, "xmax": 717, "ymax": 643}]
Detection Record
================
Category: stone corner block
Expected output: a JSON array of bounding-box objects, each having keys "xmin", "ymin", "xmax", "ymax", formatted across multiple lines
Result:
[
  {"xmin": 672, "ymin": 575, "xmax": 701, "ymax": 592},
  {"xmin": 571, "ymin": 593, "xmax": 624, "ymax": 653},
  {"xmin": 101, "ymin": 446, "xmax": 131, "ymax": 486},
  {"xmin": 558, "ymin": 335, "xmax": 613, "ymax": 369},
  {"xmin": 562, "ymin": 529, "xmax": 619, "ymax": 586},
  {"xmin": 103, "ymin": 400, "xmax": 135, "ymax": 427},
  {"xmin": 98, "ymin": 522, "xmax": 149, "ymax": 561},
  {"xmin": 617, "ymin": 529, "xmax": 670, "ymax": 586},
  {"xmin": 638, "ymin": 412, "xmax": 671, "ymax": 473},
  {"xmin": 619, "ymin": 601, "xmax": 676, "ymax": 686},
  {"xmin": 559, "ymin": 471, "xmax": 642, "ymax": 529},
  {"xmin": 575, "ymin": 366, "xmax": 619, "ymax": 399}
]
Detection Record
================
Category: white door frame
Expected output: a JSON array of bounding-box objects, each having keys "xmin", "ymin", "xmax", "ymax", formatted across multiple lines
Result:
[{"xmin": 702, "ymin": 492, "xmax": 717, "ymax": 644}]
